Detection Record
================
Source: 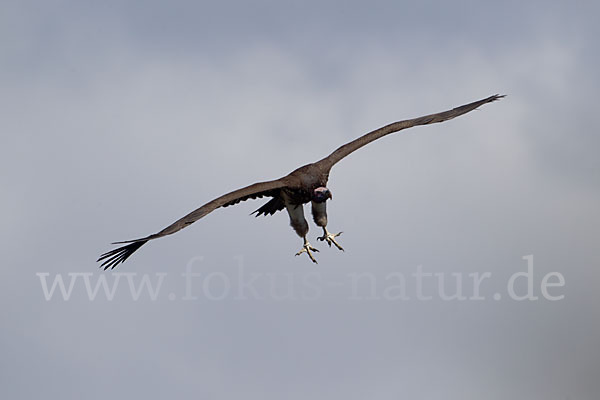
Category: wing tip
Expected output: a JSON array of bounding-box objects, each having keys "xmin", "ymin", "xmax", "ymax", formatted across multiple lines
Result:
[
  {"xmin": 488, "ymin": 94, "xmax": 506, "ymax": 102},
  {"xmin": 97, "ymin": 240, "xmax": 148, "ymax": 270}
]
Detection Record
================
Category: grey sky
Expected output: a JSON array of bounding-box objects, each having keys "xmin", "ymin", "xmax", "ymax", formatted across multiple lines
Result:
[{"xmin": 2, "ymin": 1, "xmax": 599, "ymax": 399}]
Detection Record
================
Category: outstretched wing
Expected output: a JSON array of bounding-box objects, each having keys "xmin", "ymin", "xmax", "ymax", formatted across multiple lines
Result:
[
  {"xmin": 98, "ymin": 178, "xmax": 289, "ymax": 269},
  {"xmin": 315, "ymin": 94, "xmax": 505, "ymax": 172}
]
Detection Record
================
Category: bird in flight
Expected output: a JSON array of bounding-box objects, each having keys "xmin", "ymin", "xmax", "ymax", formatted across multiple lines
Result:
[{"xmin": 98, "ymin": 94, "xmax": 504, "ymax": 268}]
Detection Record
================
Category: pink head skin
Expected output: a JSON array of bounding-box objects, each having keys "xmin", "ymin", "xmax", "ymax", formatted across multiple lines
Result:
[{"xmin": 312, "ymin": 187, "xmax": 332, "ymax": 203}]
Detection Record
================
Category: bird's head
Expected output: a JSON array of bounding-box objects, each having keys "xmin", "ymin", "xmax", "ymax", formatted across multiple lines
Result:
[{"xmin": 312, "ymin": 187, "xmax": 332, "ymax": 203}]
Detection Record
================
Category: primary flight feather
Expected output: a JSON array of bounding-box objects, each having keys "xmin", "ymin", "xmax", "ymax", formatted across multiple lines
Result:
[{"xmin": 98, "ymin": 94, "xmax": 504, "ymax": 268}]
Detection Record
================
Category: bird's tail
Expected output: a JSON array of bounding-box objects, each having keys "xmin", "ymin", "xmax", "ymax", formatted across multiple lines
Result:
[{"xmin": 251, "ymin": 197, "xmax": 285, "ymax": 217}]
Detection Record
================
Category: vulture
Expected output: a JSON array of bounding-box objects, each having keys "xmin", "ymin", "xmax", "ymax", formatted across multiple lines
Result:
[{"xmin": 98, "ymin": 94, "xmax": 504, "ymax": 268}]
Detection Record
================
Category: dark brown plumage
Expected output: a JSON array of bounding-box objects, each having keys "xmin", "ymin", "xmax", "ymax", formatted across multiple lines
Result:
[{"xmin": 98, "ymin": 94, "xmax": 504, "ymax": 268}]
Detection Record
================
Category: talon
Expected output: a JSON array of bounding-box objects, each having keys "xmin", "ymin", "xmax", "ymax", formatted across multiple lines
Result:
[
  {"xmin": 318, "ymin": 229, "xmax": 344, "ymax": 252},
  {"xmin": 296, "ymin": 241, "xmax": 319, "ymax": 263}
]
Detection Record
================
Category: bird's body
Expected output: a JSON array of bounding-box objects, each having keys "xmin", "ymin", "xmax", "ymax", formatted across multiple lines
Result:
[{"xmin": 99, "ymin": 94, "xmax": 504, "ymax": 268}]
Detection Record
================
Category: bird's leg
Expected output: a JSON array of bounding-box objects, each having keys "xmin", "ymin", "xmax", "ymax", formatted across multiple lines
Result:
[
  {"xmin": 295, "ymin": 236, "xmax": 320, "ymax": 264},
  {"xmin": 317, "ymin": 227, "xmax": 344, "ymax": 251}
]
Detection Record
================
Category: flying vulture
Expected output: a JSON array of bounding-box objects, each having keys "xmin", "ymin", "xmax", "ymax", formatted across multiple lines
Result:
[{"xmin": 98, "ymin": 94, "xmax": 504, "ymax": 268}]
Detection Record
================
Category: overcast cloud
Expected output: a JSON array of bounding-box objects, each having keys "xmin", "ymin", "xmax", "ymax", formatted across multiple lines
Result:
[{"xmin": 1, "ymin": 1, "xmax": 599, "ymax": 399}]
